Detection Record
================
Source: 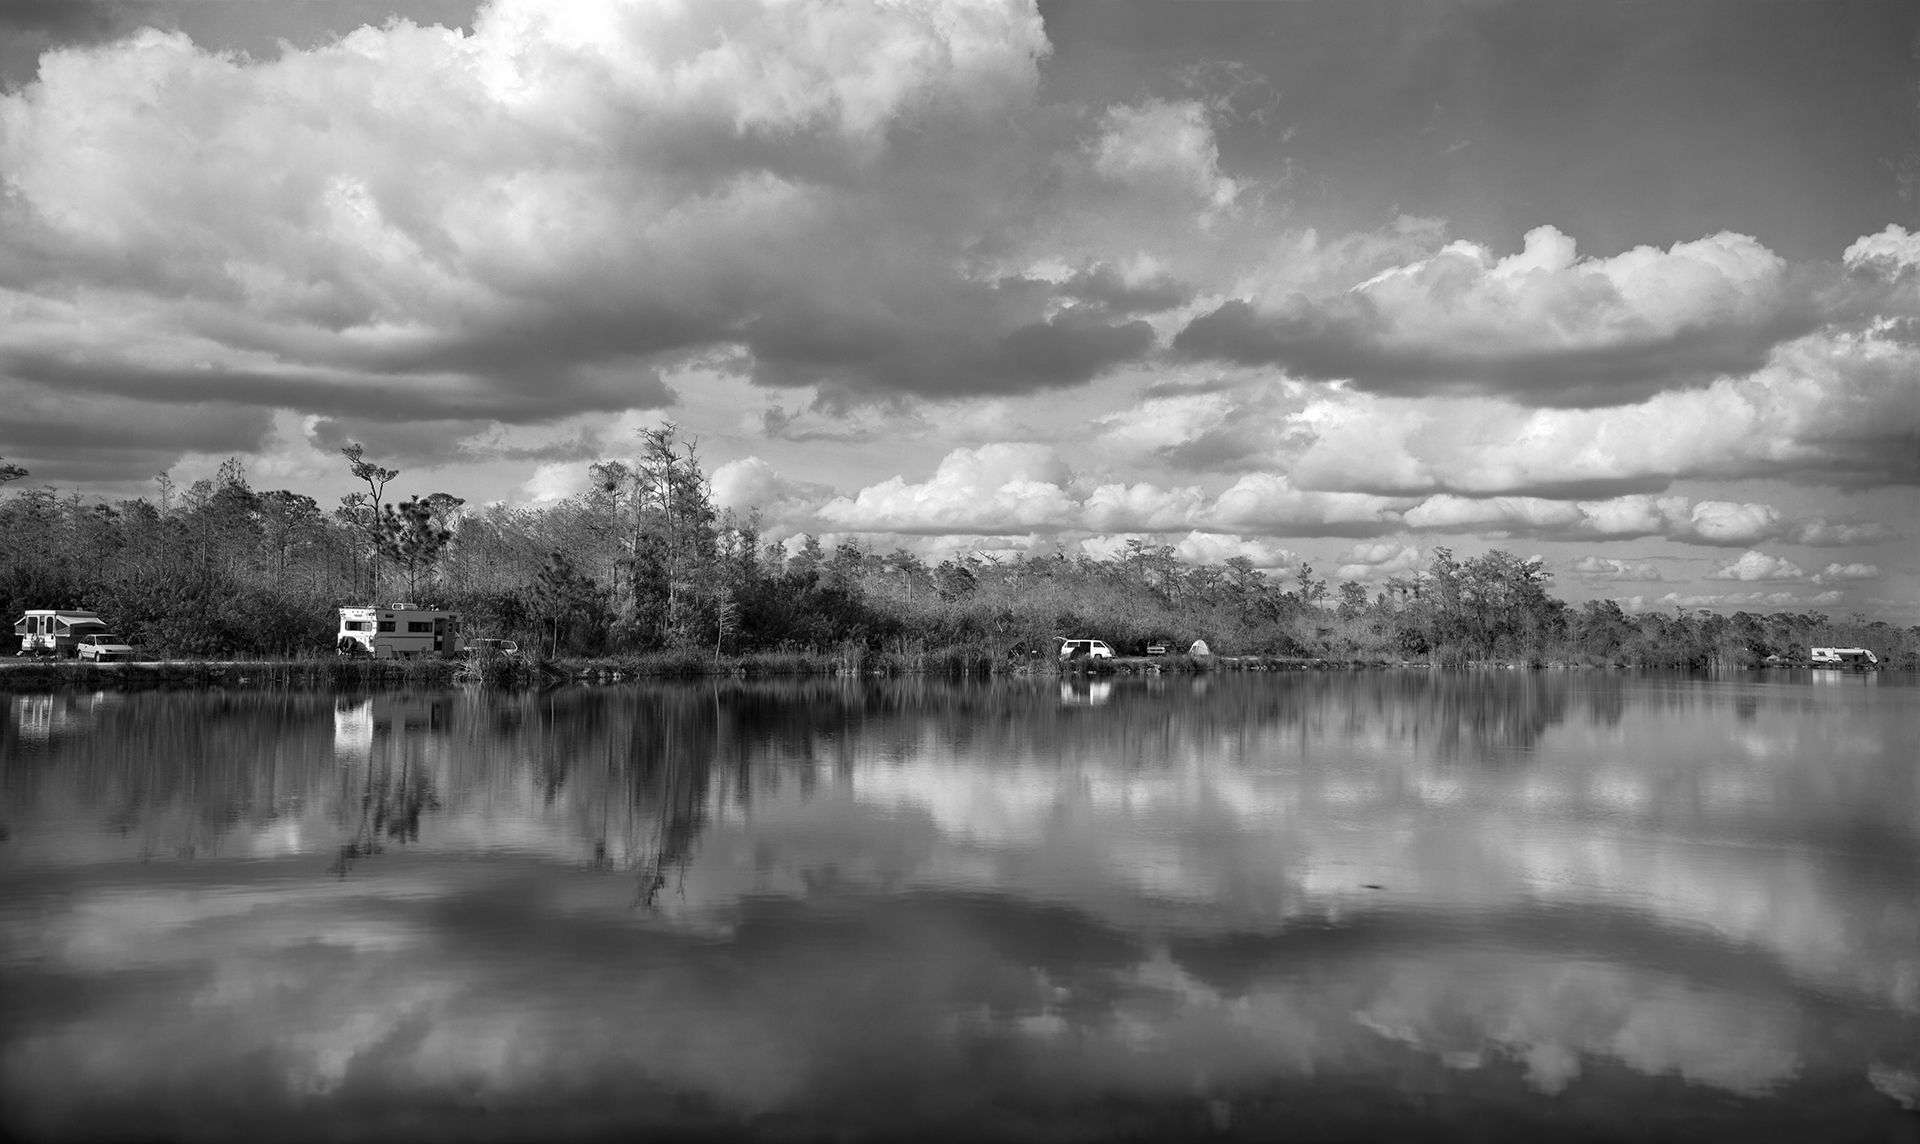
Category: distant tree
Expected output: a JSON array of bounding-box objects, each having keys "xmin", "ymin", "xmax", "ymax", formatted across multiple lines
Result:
[
  {"xmin": 1295, "ymin": 562, "xmax": 1328, "ymax": 607},
  {"xmin": 1337, "ymin": 580, "xmax": 1370, "ymax": 621},
  {"xmin": 530, "ymin": 550, "xmax": 607, "ymax": 657},
  {"xmin": 339, "ymin": 442, "xmax": 400, "ymax": 598},
  {"xmin": 378, "ymin": 495, "xmax": 462, "ymax": 600},
  {"xmin": 790, "ymin": 534, "xmax": 825, "ymax": 584},
  {"xmin": 933, "ymin": 558, "xmax": 977, "ymax": 601},
  {"xmin": 0, "ymin": 456, "xmax": 25, "ymax": 484},
  {"xmin": 255, "ymin": 490, "xmax": 324, "ymax": 581}
]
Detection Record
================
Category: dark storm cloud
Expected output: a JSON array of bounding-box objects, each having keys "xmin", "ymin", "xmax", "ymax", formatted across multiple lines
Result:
[
  {"xmin": 1171, "ymin": 293, "xmax": 1822, "ymax": 408},
  {"xmin": 741, "ymin": 297, "xmax": 1156, "ymax": 400},
  {"xmin": 0, "ymin": 398, "xmax": 273, "ymax": 483},
  {"xmin": 305, "ymin": 417, "xmax": 605, "ymax": 470},
  {"xmin": 1055, "ymin": 264, "xmax": 1195, "ymax": 315},
  {"xmin": 0, "ymin": 400, "xmax": 269, "ymax": 453},
  {"xmin": 0, "ymin": 350, "xmax": 675, "ymax": 425}
]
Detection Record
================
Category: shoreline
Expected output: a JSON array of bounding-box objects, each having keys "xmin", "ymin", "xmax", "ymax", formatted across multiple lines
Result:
[{"xmin": 0, "ymin": 653, "xmax": 1893, "ymax": 692}]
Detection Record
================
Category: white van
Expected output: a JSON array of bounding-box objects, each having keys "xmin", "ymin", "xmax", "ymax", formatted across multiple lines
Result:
[{"xmin": 1058, "ymin": 638, "xmax": 1115, "ymax": 660}]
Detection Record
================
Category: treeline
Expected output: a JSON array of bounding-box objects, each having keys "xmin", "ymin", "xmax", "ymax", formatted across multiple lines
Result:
[{"xmin": 1, "ymin": 436, "xmax": 1913, "ymax": 669}]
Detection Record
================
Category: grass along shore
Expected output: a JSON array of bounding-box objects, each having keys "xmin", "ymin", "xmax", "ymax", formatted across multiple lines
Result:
[
  {"xmin": 0, "ymin": 648, "xmax": 1437, "ymax": 690},
  {"xmin": 2, "ymin": 645, "xmax": 1901, "ymax": 691}
]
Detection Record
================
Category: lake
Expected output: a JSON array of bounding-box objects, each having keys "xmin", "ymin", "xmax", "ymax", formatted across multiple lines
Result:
[{"xmin": 2, "ymin": 671, "xmax": 1916, "ymax": 1142}]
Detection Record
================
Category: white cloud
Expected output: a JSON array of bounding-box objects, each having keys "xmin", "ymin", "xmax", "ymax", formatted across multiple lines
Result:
[
  {"xmin": 1088, "ymin": 98, "xmax": 1238, "ymax": 216},
  {"xmin": 1569, "ymin": 556, "xmax": 1662, "ymax": 581},
  {"xmin": 1175, "ymin": 225, "xmax": 1810, "ymax": 405},
  {"xmin": 1080, "ymin": 482, "xmax": 1208, "ymax": 532},
  {"xmin": 701, "ymin": 444, "xmax": 1904, "ymax": 558},
  {"xmin": 1811, "ymin": 562, "xmax": 1881, "ymax": 584},
  {"xmin": 1842, "ymin": 224, "xmax": 1920, "ymax": 274},
  {"xmin": 814, "ymin": 443, "xmax": 1077, "ymax": 534},
  {"xmin": 1624, "ymin": 590, "xmax": 1843, "ymax": 610},
  {"xmin": 0, "ymin": 0, "xmax": 1225, "ymax": 479},
  {"xmin": 1204, "ymin": 472, "xmax": 1409, "ymax": 533},
  {"xmin": 1705, "ymin": 551, "xmax": 1806, "ymax": 582},
  {"xmin": 519, "ymin": 462, "xmax": 588, "ymax": 505},
  {"xmin": 1332, "ymin": 542, "xmax": 1423, "ymax": 581},
  {"xmin": 1171, "ymin": 532, "xmax": 1299, "ymax": 571},
  {"xmin": 1392, "ymin": 493, "xmax": 1832, "ymax": 548},
  {"xmin": 709, "ymin": 456, "xmax": 834, "ymax": 519},
  {"xmin": 1137, "ymin": 293, "xmax": 1920, "ymax": 497}
]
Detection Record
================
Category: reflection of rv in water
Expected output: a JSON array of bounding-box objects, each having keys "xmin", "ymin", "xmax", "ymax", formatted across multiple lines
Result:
[
  {"xmin": 1059, "ymin": 679, "xmax": 1114, "ymax": 707},
  {"xmin": 332, "ymin": 694, "xmax": 452, "ymax": 761},
  {"xmin": 13, "ymin": 609, "xmax": 107, "ymax": 656},
  {"xmin": 329, "ymin": 694, "xmax": 454, "ymax": 875},
  {"xmin": 1810, "ymin": 646, "xmax": 1879, "ymax": 669},
  {"xmin": 9, "ymin": 691, "xmax": 120, "ymax": 745},
  {"xmin": 335, "ymin": 604, "xmax": 460, "ymax": 659}
]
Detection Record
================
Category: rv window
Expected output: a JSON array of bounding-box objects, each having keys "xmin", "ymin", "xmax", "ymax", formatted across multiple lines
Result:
[
  {"xmin": 377, "ymin": 621, "xmax": 395, "ymax": 633},
  {"xmin": 407, "ymin": 621, "xmax": 433, "ymax": 633},
  {"xmin": 344, "ymin": 621, "xmax": 371, "ymax": 632}
]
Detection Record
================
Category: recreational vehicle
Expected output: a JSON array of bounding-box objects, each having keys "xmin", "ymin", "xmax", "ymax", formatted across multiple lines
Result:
[
  {"xmin": 336, "ymin": 604, "xmax": 461, "ymax": 659},
  {"xmin": 12, "ymin": 609, "xmax": 108, "ymax": 657},
  {"xmin": 1810, "ymin": 646, "xmax": 1879, "ymax": 669}
]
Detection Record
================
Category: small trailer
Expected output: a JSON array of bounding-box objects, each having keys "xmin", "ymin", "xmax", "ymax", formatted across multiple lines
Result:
[
  {"xmin": 12, "ymin": 609, "xmax": 109, "ymax": 657},
  {"xmin": 336, "ymin": 603, "xmax": 461, "ymax": 659},
  {"xmin": 1810, "ymin": 646, "xmax": 1879, "ymax": 669}
]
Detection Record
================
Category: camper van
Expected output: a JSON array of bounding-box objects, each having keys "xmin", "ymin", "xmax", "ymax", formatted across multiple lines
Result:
[
  {"xmin": 13, "ymin": 609, "xmax": 108, "ymax": 657},
  {"xmin": 336, "ymin": 604, "xmax": 461, "ymax": 659},
  {"xmin": 1810, "ymin": 646, "xmax": 1879, "ymax": 669}
]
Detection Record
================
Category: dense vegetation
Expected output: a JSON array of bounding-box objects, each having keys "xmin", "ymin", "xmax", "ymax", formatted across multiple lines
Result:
[{"xmin": 2, "ymin": 435, "xmax": 1913, "ymax": 669}]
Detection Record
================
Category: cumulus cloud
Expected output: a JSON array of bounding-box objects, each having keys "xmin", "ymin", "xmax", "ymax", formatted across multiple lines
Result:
[
  {"xmin": 785, "ymin": 444, "xmax": 1417, "ymax": 539},
  {"xmin": 1203, "ymin": 472, "xmax": 1410, "ymax": 535},
  {"xmin": 1184, "ymin": 329, "xmax": 1918, "ymax": 497},
  {"xmin": 1171, "ymin": 531, "xmax": 1299, "ymax": 571},
  {"xmin": 1333, "ymin": 542, "xmax": 1423, "ymax": 581},
  {"xmin": 0, "ymin": 0, "xmax": 1254, "ymax": 479},
  {"xmin": 1392, "ymin": 493, "xmax": 1871, "ymax": 548},
  {"xmin": 814, "ymin": 443, "xmax": 1077, "ymax": 534},
  {"xmin": 1086, "ymin": 291, "xmax": 1920, "ymax": 501},
  {"xmin": 1842, "ymin": 224, "xmax": 1920, "ymax": 277},
  {"xmin": 1087, "ymin": 98, "xmax": 1238, "ymax": 217},
  {"xmin": 1811, "ymin": 562, "xmax": 1881, "ymax": 584},
  {"xmin": 1569, "ymin": 556, "xmax": 1662, "ymax": 581},
  {"xmin": 1625, "ymin": 590, "xmax": 1842, "ymax": 611},
  {"xmin": 1705, "ymin": 551, "xmax": 1806, "ymax": 582},
  {"xmin": 716, "ymin": 443, "xmax": 1902, "ymax": 558},
  {"xmin": 520, "ymin": 461, "xmax": 587, "ymax": 505},
  {"xmin": 710, "ymin": 456, "xmax": 835, "ymax": 520},
  {"xmin": 1174, "ymin": 226, "xmax": 1818, "ymax": 407}
]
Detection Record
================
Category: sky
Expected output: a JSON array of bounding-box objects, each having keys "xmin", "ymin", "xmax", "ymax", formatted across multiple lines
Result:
[{"xmin": 0, "ymin": 0, "xmax": 1916, "ymax": 616}]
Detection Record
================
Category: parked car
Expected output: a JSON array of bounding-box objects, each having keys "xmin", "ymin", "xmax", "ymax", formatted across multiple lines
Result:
[
  {"xmin": 1058, "ymin": 639, "xmax": 1115, "ymax": 660},
  {"xmin": 75, "ymin": 633, "xmax": 136, "ymax": 662},
  {"xmin": 463, "ymin": 638, "xmax": 520, "ymax": 656}
]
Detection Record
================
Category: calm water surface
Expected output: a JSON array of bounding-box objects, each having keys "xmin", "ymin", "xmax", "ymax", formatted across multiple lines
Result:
[{"xmin": 2, "ymin": 671, "xmax": 1917, "ymax": 1142}]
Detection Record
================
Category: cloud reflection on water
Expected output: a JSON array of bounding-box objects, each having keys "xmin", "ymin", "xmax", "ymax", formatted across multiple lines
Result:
[{"xmin": 1, "ymin": 673, "xmax": 1915, "ymax": 1139}]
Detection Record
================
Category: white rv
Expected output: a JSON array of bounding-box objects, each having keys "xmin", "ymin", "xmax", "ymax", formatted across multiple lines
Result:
[
  {"xmin": 1810, "ymin": 646, "xmax": 1879, "ymax": 669},
  {"xmin": 13, "ymin": 609, "xmax": 108, "ymax": 657},
  {"xmin": 336, "ymin": 603, "xmax": 461, "ymax": 659}
]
